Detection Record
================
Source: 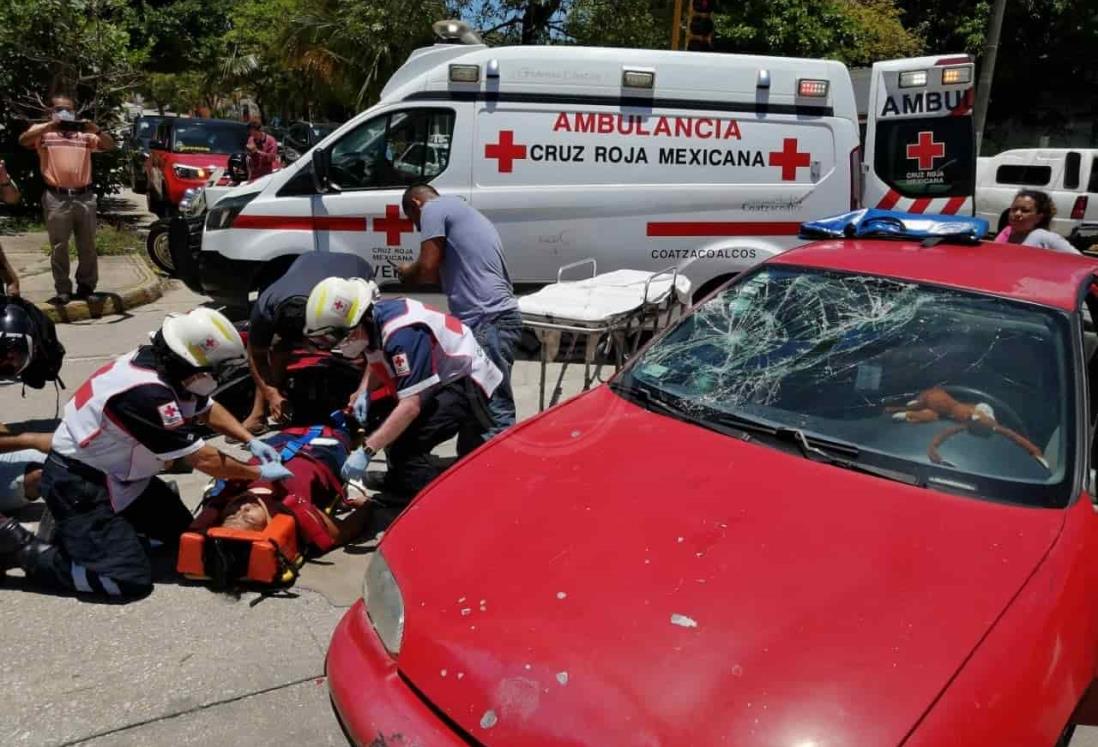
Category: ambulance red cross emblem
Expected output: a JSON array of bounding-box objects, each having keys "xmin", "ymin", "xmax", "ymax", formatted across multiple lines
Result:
[
  {"xmin": 768, "ymin": 138, "xmax": 811, "ymax": 181},
  {"xmin": 372, "ymin": 204, "xmax": 414, "ymax": 246},
  {"xmin": 485, "ymin": 130, "xmax": 527, "ymax": 173},
  {"xmin": 906, "ymin": 131, "xmax": 945, "ymax": 171}
]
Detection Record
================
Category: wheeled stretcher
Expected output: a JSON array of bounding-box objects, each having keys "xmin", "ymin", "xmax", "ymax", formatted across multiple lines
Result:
[{"xmin": 518, "ymin": 260, "xmax": 692, "ymax": 410}]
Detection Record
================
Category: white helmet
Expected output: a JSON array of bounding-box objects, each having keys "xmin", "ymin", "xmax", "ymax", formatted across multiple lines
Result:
[
  {"xmin": 304, "ymin": 277, "xmax": 380, "ymax": 345},
  {"xmin": 160, "ymin": 307, "xmax": 245, "ymax": 369}
]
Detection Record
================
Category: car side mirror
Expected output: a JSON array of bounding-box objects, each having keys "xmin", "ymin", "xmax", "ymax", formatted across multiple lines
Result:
[
  {"xmin": 312, "ymin": 145, "xmax": 334, "ymax": 193},
  {"xmin": 149, "ymin": 140, "xmax": 167, "ymax": 151}
]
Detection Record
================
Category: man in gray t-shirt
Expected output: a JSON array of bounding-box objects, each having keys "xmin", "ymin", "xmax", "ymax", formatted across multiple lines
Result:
[{"xmin": 400, "ymin": 184, "xmax": 522, "ymax": 439}]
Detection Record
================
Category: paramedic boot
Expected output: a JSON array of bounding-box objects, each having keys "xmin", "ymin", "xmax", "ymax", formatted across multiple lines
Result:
[{"xmin": 0, "ymin": 516, "xmax": 50, "ymax": 572}]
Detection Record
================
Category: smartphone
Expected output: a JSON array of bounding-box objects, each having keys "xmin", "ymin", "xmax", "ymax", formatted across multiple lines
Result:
[{"xmin": 58, "ymin": 119, "xmax": 85, "ymax": 133}]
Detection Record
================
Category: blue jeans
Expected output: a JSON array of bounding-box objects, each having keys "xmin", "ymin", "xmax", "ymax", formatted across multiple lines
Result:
[{"xmin": 472, "ymin": 307, "xmax": 523, "ymax": 440}]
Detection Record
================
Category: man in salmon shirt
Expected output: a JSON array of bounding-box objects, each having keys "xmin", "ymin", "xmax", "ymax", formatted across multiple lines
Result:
[{"xmin": 18, "ymin": 93, "xmax": 115, "ymax": 306}]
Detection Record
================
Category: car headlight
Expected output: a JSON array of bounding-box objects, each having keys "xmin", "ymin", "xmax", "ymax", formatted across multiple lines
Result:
[
  {"xmin": 205, "ymin": 191, "xmax": 259, "ymax": 231},
  {"xmin": 183, "ymin": 188, "xmax": 207, "ymax": 217},
  {"xmin": 173, "ymin": 164, "xmax": 210, "ymax": 180},
  {"xmin": 364, "ymin": 549, "xmax": 405, "ymax": 656}
]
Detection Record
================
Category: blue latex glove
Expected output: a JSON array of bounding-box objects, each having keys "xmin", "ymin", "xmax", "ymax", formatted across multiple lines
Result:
[
  {"xmin": 341, "ymin": 447, "xmax": 371, "ymax": 482},
  {"xmin": 352, "ymin": 391, "xmax": 370, "ymax": 425},
  {"xmin": 247, "ymin": 438, "xmax": 281, "ymax": 465},
  {"xmin": 258, "ymin": 462, "xmax": 294, "ymax": 482}
]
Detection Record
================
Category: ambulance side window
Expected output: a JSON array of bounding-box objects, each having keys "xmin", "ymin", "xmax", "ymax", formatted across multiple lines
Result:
[{"xmin": 328, "ymin": 108, "xmax": 455, "ymax": 191}]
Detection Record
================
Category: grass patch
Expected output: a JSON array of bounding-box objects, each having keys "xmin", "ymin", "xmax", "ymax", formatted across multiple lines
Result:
[
  {"xmin": 0, "ymin": 216, "xmax": 46, "ymax": 236},
  {"xmin": 40, "ymin": 223, "xmax": 142, "ymax": 257}
]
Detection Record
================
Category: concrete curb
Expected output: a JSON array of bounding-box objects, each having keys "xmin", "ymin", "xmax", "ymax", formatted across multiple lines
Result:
[{"xmin": 34, "ymin": 254, "xmax": 166, "ymax": 324}]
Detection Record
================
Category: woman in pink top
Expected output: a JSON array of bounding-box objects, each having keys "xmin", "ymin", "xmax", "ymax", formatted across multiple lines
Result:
[{"xmin": 993, "ymin": 189, "xmax": 1078, "ymax": 253}]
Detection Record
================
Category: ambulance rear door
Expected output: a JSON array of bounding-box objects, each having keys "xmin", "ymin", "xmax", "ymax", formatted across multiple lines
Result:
[{"xmin": 863, "ymin": 54, "xmax": 976, "ymax": 215}]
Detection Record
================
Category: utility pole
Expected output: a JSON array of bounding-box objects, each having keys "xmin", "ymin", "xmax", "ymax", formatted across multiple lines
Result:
[
  {"xmin": 671, "ymin": 0, "xmax": 684, "ymax": 50},
  {"xmin": 973, "ymin": 0, "xmax": 1008, "ymax": 154}
]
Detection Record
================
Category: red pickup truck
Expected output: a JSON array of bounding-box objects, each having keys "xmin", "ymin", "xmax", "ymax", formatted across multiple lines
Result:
[{"xmin": 144, "ymin": 117, "xmax": 249, "ymax": 217}]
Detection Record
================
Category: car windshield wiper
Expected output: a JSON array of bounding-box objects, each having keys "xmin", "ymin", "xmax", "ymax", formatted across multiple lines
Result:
[
  {"xmin": 705, "ymin": 412, "xmax": 922, "ymax": 487},
  {"xmin": 774, "ymin": 426, "xmax": 923, "ymax": 487},
  {"xmin": 610, "ymin": 380, "xmax": 753, "ymax": 441}
]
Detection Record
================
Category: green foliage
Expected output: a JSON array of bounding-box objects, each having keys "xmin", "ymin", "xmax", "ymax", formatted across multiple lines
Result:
[{"xmin": 0, "ymin": 0, "xmax": 141, "ymax": 212}]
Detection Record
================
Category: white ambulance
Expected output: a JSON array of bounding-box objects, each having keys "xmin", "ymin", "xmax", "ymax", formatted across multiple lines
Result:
[{"xmin": 170, "ymin": 35, "xmax": 975, "ymax": 305}]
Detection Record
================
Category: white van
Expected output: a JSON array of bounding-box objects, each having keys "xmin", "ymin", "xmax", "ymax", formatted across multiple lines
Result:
[
  {"xmin": 170, "ymin": 40, "xmax": 975, "ymax": 305},
  {"xmin": 975, "ymin": 148, "xmax": 1098, "ymax": 246}
]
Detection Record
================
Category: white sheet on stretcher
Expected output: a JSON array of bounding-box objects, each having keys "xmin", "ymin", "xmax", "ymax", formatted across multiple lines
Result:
[{"xmin": 519, "ymin": 269, "xmax": 693, "ymax": 325}]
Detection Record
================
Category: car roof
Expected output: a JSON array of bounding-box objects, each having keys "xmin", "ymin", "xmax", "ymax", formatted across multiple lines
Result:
[
  {"xmin": 167, "ymin": 118, "xmax": 247, "ymax": 128},
  {"xmin": 769, "ymin": 239, "xmax": 1098, "ymax": 311}
]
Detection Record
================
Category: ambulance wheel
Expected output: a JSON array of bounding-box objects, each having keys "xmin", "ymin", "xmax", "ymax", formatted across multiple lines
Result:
[
  {"xmin": 146, "ymin": 221, "xmax": 174, "ymax": 274},
  {"xmin": 691, "ymin": 274, "xmax": 736, "ymax": 306}
]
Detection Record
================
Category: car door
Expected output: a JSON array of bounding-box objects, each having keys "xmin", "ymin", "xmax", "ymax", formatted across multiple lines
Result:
[
  {"xmin": 864, "ymin": 55, "xmax": 976, "ymax": 215},
  {"xmin": 311, "ymin": 105, "xmax": 468, "ymax": 284},
  {"xmin": 147, "ymin": 121, "xmax": 171, "ymax": 197}
]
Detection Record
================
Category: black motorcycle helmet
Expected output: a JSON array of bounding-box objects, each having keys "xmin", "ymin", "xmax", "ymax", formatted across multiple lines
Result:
[
  {"xmin": 0, "ymin": 304, "xmax": 34, "ymax": 380},
  {"xmin": 227, "ymin": 152, "xmax": 248, "ymax": 183}
]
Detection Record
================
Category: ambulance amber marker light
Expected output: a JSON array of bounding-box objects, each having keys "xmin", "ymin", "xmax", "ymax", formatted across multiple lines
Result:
[
  {"xmin": 940, "ymin": 66, "xmax": 972, "ymax": 85},
  {"xmin": 797, "ymin": 79, "xmax": 828, "ymax": 98},
  {"xmin": 449, "ymin": 64, "xmax": 480, "ymax": 83},
  {"xmin": 899, "ymin": 70, "xmax": 928, "ymax": 88},
  {"xmin": 622, "ymin": 69, "xmax": 655, "ymax": 89}
]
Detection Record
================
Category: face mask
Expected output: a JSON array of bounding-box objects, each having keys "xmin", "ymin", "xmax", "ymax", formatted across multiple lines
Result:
[
  {"xmin": 184, "ymin": 373, "xmax": 217, "ymax": 397},
  {"xmin": 336, "ymin": 337, "xmax": 368, "ymax": 359}
]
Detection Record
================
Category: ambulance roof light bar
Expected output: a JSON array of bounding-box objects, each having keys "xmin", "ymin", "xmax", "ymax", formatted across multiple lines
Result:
[
  {"xmin": 899, "ymin": 70, "xmax": 928, "ymax": 88},
  {"xmin": 432, "ymin": 19, "xmax": 483, "ymax": 45},
  {"xmin": 622, "ymin": 67, "xmax": 655, "ymax": 89},
  {"xmin": 797, "ymin": 79, "xmax": 829, "ymax": 98}
]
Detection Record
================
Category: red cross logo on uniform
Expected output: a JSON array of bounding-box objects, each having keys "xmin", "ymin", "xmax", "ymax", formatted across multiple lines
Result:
[
  {"xmin": 906, "ymin": 131, "xmax": 945, "ymax": 171},
  {"xmin": 333, "ymin": 299, "xmax": 346, "ymax": 311},
  {"xmin": 768, "ymin": 138, "xmax": 811, "ymax": 181},
  {"xmin": 203, "ymin": 337, "xmax": 216, "ymax": 349},
  {"xmin": 372, "ymin": 204, "xmax": 414, "ymax": 247},
  {"xmin": 162, "ymin": 403, "xmax": 179, "ymax": 419},
  {"xmin": 484, "ymin": 130, "xmax": 527, "ymax": 173}
]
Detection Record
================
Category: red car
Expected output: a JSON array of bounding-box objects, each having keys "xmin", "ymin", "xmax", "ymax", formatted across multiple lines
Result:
[
  {"xmin": 328, "ymin": 235, "xmax": 1098, "ymax": 746},
  {"xmin": 144, "ymin": 117, "xmax": 249, "ymax": 217}
]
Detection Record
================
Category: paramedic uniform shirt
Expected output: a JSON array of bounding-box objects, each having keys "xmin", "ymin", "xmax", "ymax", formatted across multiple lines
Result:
[
  {"xmin": 250, "ymin": 252, "xmax": 375, "ymax": 348},
  {"xmin": 418, "ymin": 196, "xmax": 517, "ymax": 327},
  {"xmin": 52, "ymin": 347, "xmax": 210, "ymax": 509}
]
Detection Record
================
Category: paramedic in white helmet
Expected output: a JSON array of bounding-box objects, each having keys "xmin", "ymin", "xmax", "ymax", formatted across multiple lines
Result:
[
  {"xmin": 0, "ymin": 308, "xmax": 294, "ymax": 601},
  {"xmin": 305, "ymin": 276, "xmax": 501, "ymax": 500}
]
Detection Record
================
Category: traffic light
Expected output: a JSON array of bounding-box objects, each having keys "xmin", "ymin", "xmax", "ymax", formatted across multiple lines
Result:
[{"xmin": 685, "ymin": 0, "xmax": 715, "ymax": 52}]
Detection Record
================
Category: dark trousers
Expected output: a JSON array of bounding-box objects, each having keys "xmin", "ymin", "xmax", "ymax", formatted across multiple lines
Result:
[
  {"xmin": 472, "ymin": 307, "xmax": 523, "ymax": 440},
  {"xmin": 26, "ymin": 452, "xmax": 192, "ymax": 600},
  {"xmin": 384, "ymin": 381, "xmax": 489, "ymax": 501}
]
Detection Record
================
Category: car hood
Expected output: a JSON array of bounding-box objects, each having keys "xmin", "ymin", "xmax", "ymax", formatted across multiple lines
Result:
[{"xmin": 384, "ymin": 387, "xmax": 1064, "ymax": 746}]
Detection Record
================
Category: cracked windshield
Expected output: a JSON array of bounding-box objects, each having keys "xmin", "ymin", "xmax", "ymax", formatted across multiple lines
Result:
[{"xmin": 626, "ymin": 266, "xmax": 1075, "ymax": 506}]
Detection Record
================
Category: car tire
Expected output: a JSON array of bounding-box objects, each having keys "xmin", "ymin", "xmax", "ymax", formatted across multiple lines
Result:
[{"xmin": 145, "ymin": 221, "xmax": 174, "ymax": 274}]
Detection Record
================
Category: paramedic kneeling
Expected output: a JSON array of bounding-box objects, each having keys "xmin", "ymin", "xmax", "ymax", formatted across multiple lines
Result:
[
  {"xmin": 400, "ymin": 184, "xmax": 521, "ymax": 441},
  {"xmin": 244, "ymin": 251, "xmax": 374, "ymax": 432},
  {"xmin": 305, "ymin": 277, "xmax": 501, "ymax": 500},
  {"xmin": 0, "ymin": 308, "xmax": 293, "ymax": 600}
]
